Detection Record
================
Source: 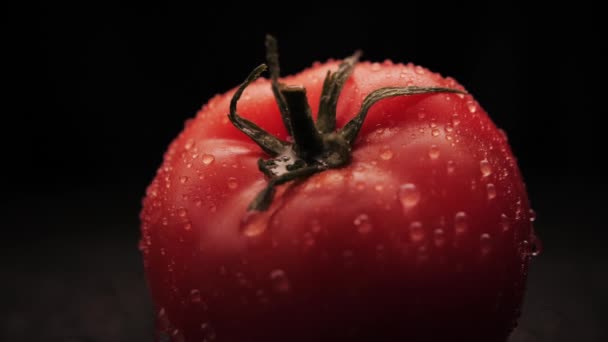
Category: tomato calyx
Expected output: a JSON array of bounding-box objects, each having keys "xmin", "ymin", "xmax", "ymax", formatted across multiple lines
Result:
[{"xmin": 228, "ymin": 35, "xmax": 465, "ymax": 212}]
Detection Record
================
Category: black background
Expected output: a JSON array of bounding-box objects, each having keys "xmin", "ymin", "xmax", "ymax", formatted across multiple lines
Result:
[{"xmin": 3, "ymin": 2, "xmax": 606, "ymax": 341}]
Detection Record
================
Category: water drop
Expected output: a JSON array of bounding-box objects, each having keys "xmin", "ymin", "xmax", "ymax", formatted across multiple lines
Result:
[
  {"xmin": 454, "ymin": 211, "xmax": 468, "ymax": 234},
  {"xmin": 202, "ymin": 154, "xmax": 215, "ymax": 165},
  {"xmin": 371, "ymin": 63, "xmax": 381, "ymax": 71},
  {"xmin": 354, "ymin": 214, "xmax": 373, "ymax": 234},
  {"xmin": 270, "ymin": 269, "xmax": 290, "ymax": 293},
  {"xmin": 409, "ymin": 221, "xmax": 424, "ymax": 243},
  {"xmin": 177, "ymin": 207, "xmax": 187, "ymax": 217},
  {"xmin": 417, "ymin": 111, "xmax": 426, "ymax": 120},
  {"xmin": 428, "ymin": 145, "xmax": 440, "ymax": 160},
  {"xmin": 431, "ymin": 128, "xmax": 440, "ymax": 137},
  {"xmin": 190, "ymin": 289, "xmax": 202, "ymax": 303},
  {"xmin": 399, "ymin": 183, "xmax": 420, "ymax": 210},
  {"xmin": 227, "ymin": 177, "xmax": 238, "ymax": 189},
  {"xmin": 530, "ymin": 233, "xmax": 543, "ymax": 256},
  {"xmin": 480, "ymin": 233, "xmax": 492, "ymax": 256},
  {"xmin": 240, "ymin": 211, "xmax": 268, "ymax": 237},
  {"xmin": 480, "ymin": 159, "xmax": 492, "ymax": 177},
  {"xmin": 195, "ymin": 199, "xmax": 203, "ymax": 207},
  {"xmin": 529, "ymin": 209, "xmax": 537, "ymax": 222},
  {"xmin": 184, "ymin": 222, "xmax": 192, "ymax": 231},
  {"xmin": 161, "ymin": 217, "xmax": 169, "ymax": 226},
  {"xmin": 415, "ymin": 65, "xmax": 425, "ymax": 75},
  {"xmin": 467, "ymin": 101, "xmax": 477, "ymax": 113},
  {"xmin": 179, "ymin": 176, "xmax": 188, "ymax": 184},
  {"xmin": 433, "ymin": 228, "xmax": 446, "ymax": 247},
  {"xmin": 185, "ymin": 139, "xmax": 195, "ymax": 150},
  {"xmin": 500, "ymin": 213, "xmax": 510, "ymax": 232},
  {"xmin": 380, "ymin": 149, "xmax": 394, "ymax": 160},
  {"xmin": 451, "ymin": 113, "xmax": 461, "ymax": 126},
  {"xmin": 447, "ymin": 160, "xmax": 456, "ymax": 174},
  {"xmin": 486, "ymin": 183, "xmax": 497, "ymax": 200}
]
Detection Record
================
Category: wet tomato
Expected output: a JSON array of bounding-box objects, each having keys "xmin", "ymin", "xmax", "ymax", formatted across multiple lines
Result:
[{"xmin": 140, "ymin": 36, "xmax": 538, "ymax": 341}]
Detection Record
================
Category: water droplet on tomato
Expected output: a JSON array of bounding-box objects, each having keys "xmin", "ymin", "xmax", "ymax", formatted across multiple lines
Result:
[
  {"xmin": 415, "ymin": 65, "xmax": 425, "ymax": 75},
  {"xmin": 179, "ymin": 176, "xmax": 188, "ymax": 184},
  {"xmin": 417, "ymin": 111, "xmax": 426, "ymax": 120},
  {"xmin": 399, "ymin": 183, "xmax": 420, "ymax": 211},
  {"xmin": 433, "ymin": 228, "xmax": 446, "ymax": 247},
  {"xmin": 227, "ymin": 177, "xmax": 238, "ymax": 189},
  {"xmin": 240, "ymin": 211, "xmax": 268, "ymax": 237},
  {"xmin": 480, "ymin": 159, "xmax": 492, "ymax": 177},
  {"xmin": 500, "ymin": 213, "xmax": 510, "ymax": 232},
  {"xmin": 428, "ymin": 145, "xmax": 440, "ymax": 160},
  {"xmin": 409, "ymin": 221, "xmax": 424, "ymax": 242},
  {"xmin": 447, "ymin": 160, "xmax": 456, "ymax": 174},
  {"xmin": 354, "ymin": 214, "xmax": 373, "ymax": 234},
  {"xmin": 270, "ymin": 269, "xmax": 290, "ymax": 293},
  {"xmin": 530, "ymin": 233, "xmax": 543, "ymax": 256},
  {"xmin": 183, "ymin": 222, "xmax": 192, "ymax": 231},
  {"xmin": 529, "ymin": 209, "xmax": 537, "ymax": 222},
  {"xmin": 380, "ymin": 148, "xmax": 394, "ymax": 160},
  {"xmin": 177, "ymin": 207, "xmax": 187, "ymax": 217},
  {"xmin": 184, "ymin": 139, "xmax": 195, "ymax": 150},
  {"xmin": 431, "ymin": 128, "xmax": 440, "ymax": 137},
  {"xmin": 371, "ymin": 63, "xmax": 381, "ymax": 71},
  {"xmin": 480, "ymin": 233, "xmax": 492, "ymax": 255},
  {"xmin": 161, "ymin": 217, "xmax": 169, "ymax": 226},
  {"xmin": 467, "ymin": 101, "xmax": 477, "ymax": 113},
  {"xmin": 190, "ymin": 289, "xmax": 202, "ymax": 303},
  {"xmin": 451, "ymin": 113, "xmax": 461, "ymax": 126},
  {"xmin": 454, "ymin": 211, "xmax": 468, "ymax": 234},
  {"xmin": 202, "ymin": 154, "xmax": 215, "ymax": 165},
  {"xmin": 486, "ymin": 183, "xmax": 497, "ymax": 200}
]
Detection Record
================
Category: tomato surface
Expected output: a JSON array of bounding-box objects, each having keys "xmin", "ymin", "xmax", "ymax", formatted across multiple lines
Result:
[{"xmin": 140, "ymin": 41, "xmax": 538, "ymax": 341}]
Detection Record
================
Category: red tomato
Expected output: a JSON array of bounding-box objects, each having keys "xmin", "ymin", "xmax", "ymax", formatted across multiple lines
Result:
[{"xmin": 140, "ymin": 36, "xmax": 538, "ymax": 342}]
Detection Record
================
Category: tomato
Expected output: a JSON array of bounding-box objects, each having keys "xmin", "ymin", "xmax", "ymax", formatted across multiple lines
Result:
[{"xmin": 140, "ymin": 36, "xmax": 538, "ymax": 341}]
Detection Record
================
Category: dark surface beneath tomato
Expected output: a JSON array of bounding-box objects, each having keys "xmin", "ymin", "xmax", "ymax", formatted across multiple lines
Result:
[{"xmin": 1, "ymin": 191, "xmax": 606, "ymax": 342}]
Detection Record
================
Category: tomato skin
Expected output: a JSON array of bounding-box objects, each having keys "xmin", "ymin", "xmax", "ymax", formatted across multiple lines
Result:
[{"xmin": 140, "ymin": 60, "xmax": 535, "ymax": 341}]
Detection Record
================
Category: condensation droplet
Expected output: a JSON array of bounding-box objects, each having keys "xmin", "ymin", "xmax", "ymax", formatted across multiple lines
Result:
[
  {"xmin": 454, "ymin": 211, "xmax": 468, "ymax": 234},
  {"xmin": 371, "ymin": 63, "xmax": 381, "ymax": 71},
  {"xmin": 184, "ymin": 222, "xmax": 192, "ymax": 231},
  {"xmin": 190, "ymin": 289, "xmax": 202, "ymax": 303},
  {"xmin": 161, "ymin": 217, "xmax": 169, "ymax": 226},
  {"xmin": 184, "ymin": 139, "xmax": 194, "ymax": 150},
  {"xmin": 500, "ymin": 213, "xmax": 510, "ymax": 232},
  {"xmin": 431, "ymin": 128, "xmax": 440, "ymax": 137},
  {"xmin": 409, "ymin": 221, "xmax": 424, "ymax": 243},
  {"xmin": 447, "ymin": 160, "xmax": 456, "ymax": 174},
  {"xmin": 240, "ymin": 211, "xmax": 268, "ymax": 237},
  {"xmin": 195, "ymin": 199, "xmax": 203, "ymax": 207},
  {"xmin": 179, "ymin": 176, "xmax": 188, "ymax": 184},
  {"xmin": 486, "ymin": 183, "xmax": 497, "ymax": 200},
  {"xmin": 177, "ymin": 207, "xmax": 187, "ymax": 217},
  {"xmin": 227, "ymin": 177, "xmax": 238, "ymax": 189},
  {"xmin": 480, "ymin": 233, "xmax": 492, "ymax": 255},
  {"xmin": 428, "ymin": 145, "xmax": 440, "ymax": 160},
  {"xmin": 480, "ymin": 159, "xmax": 492, "ymax": 177},
  {"xmin": 380, "ymin": 149, "xmax": 394, "ymax": 160},
  {"xmin": 467, "ymin": 101, "xmax": 477, "ymax": 113},
  {"xmin": 417, "ymin": 111, "xmax": 426, "ymax": 120},
  {"xmin": 202, "ymin": 154, "xmax": 215, "ymax": 165},
  {"xmin": 530, "ymin": 233, "xmax": 543, "ymax": 256},
  {"xmin": 529, "ymin": 209, "xmax": 537, "ymax": 222},
  {"xmin": 354, "ymin": 214, "xmax": 373, "ymax": 234},
  {"xmin": 433, "ymin": 228, "xmax": 446, "ymax": 247},
  {"xmin": 270, "ymin": 269, "xmax": 290, "ymax": 293},
  {"xmin": 415, "ymin": 65, "xmax": 425, "ymax": 75},
  {"xmin": 452, "ymin": 113, "xmax": 461, "ymax": 126},
  {"xmin": 399, "ymin": 183, "xmax": 420, "ymax": 211}
]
